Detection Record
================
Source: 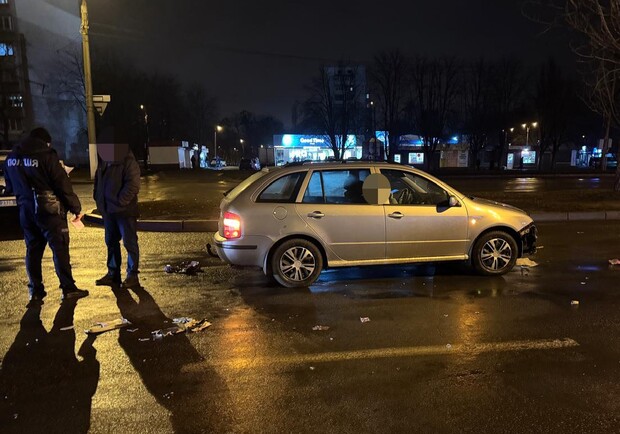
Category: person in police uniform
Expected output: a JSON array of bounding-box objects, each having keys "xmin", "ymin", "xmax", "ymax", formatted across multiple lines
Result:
[{"xmin": 3, "ymin": 127, "xmax": 89, "ymax": 306}]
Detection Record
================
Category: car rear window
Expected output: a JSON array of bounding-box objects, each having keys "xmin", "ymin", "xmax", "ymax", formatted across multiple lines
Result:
[
  {"xmin": 257, "ymin": 171, "xmax": 306, "ymax": 203},
  {"xmin": 224, "ymin": 169, "xmax": 269, "ymax": 201}
]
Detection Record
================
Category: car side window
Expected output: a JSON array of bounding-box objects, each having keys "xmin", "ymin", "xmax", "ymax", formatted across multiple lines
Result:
[
  {"xmin": 257, "ymin": 172, "xmax": 306, "ymax": 203},
  {"xmin": 381, "ymin": 169, "xmax": 449, "ymax": 206},
  {"xmin": 302, "ymin": 172, "xmax": 325, "ymax": 203},
  {"xmin": 302, "ymin": 169, "xmax": 371, "ymax": 204}
]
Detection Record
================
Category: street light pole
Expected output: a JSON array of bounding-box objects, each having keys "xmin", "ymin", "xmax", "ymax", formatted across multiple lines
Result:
[
  {"xmin": 140, "ymin": 104, "xmax": 149, "ymax": 171},
  {"xmin": 80, "ymin": 0, "xmax": 97, "ymax": 179},
  {"xmin": 213, "ymin": 125, "xmax": 222, "ymax": 165},
  {"xmin": 522, "ymin": 122, "xmax": 538, "ymax": 148}
]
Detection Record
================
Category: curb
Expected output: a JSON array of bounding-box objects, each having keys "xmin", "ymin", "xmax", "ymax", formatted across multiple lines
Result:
[
  {"xmin": 530, "ymin": 211, "xmax": 620, "ymax": 222},
  {"xmin": 84, "ymin": 210, "xmax": 620, "ymax": 233},
  {"xmin": 84, "ymin": 213, "xmax": 218, "ymax": 232}
]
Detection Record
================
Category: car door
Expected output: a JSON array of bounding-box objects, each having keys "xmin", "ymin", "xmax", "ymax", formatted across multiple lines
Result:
[
  {"xmin": 381, "ymin": 168, "xmax": 469, "ymax": 260},
  {"xmin": 295, "ymin": 168, "xmax": 385, "ymax": 262}
]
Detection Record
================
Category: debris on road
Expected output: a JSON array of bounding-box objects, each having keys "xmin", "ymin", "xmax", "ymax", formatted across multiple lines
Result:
[
  {"xmin": 360, "ymin": 317, "xmax": 371, "ymax": 323},
  {"xmin": 59, "ymin": 325, "xmax": 74, "ymax": 331},
  {"xmin": 446, "ymin": 344, "xmax": 452, "ymax": 349},
  {"xmin": 312, "ymin": 325, "xmax": 330, "ymax": 331},
  {"xmin": 151, "ymin": 318, "xmax": 212, "ymax": 340},
  {"xmin": 85, "ymin": 318, "xmax": 131, "ymax": 335},
  {"xmin": 164, "ymin": 260, "xmax": 202, "ymax": 275},
  {"xmin": 609, "ymin": 258, "xmax": 620, "ymax": 265},
  {"xmin": 516, "ymin": 258, "xmax": 538, "ymax": 267}
]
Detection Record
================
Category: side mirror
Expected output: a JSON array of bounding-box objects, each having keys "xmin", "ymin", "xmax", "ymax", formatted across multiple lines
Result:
[{"xmin": 448, "ymin": 196, "xmax": 460, "ymax": 207}]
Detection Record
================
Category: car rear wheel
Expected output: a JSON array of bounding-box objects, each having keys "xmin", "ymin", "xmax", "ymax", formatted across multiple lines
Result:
[
  {"xmin": 271, "ymin": 239, "xmax": 323, "ymax": 288},
  {"xmin": 471, "ymin": 231, "xmax": 518, "ymax": 276}
]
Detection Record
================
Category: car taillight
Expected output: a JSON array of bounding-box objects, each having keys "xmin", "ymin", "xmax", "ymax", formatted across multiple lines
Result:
[{"xmin": 223, "ymin": 212, "xmax": 241, "ymax": 239}]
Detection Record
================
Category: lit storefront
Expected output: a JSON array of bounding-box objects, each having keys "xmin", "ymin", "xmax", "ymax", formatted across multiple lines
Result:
[
  {"xmin": 377, "ymin": 132, "xmax": 463, "ymax": 167},
  {"xmin": 272, "ymin": 134, "xmax": 363, "ymax": 165}
]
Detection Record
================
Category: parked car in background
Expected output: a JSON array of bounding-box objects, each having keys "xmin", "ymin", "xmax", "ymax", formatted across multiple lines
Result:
[
  {"xmin": 210, "ymin": 159, "xmax": 227, "ymax": 168},
  {"xmin": 239, "ymin": 157, "xmax": 261, "ymax": 171},
  {"xmin": 213, "ymin": 161, "xmax": 537, "ymax": 287},
  {"xmin": 589, "ymin": 153, "xmax": 618, "ymax": 169}
]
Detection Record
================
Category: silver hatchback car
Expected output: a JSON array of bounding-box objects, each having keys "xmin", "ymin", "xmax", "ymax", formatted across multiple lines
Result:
[{"xmin": 214, "ymin": 162, "xmax": 537, "ymax": 287}]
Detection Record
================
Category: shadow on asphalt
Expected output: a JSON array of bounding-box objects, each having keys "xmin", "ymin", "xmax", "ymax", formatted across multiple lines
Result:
[
  {"xmin": 113, "ymin": 286, "xmax": 234, "ymax": 433},
  {"xmin": 229, "ymin": 262, "xmax": 514, "ymax": 301},
  {"xmin": 0, "ymin": 299, "xmax": 99, "ymax": 434}
]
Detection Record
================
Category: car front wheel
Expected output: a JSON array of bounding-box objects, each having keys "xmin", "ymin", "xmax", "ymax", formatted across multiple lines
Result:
[
  {"xmin": 471, "ymin": 231, "xmax": 518, "ymax": 276},
  {"xmin": 271, "ymin": 239, "xmax": 323, "ymax": 288}
]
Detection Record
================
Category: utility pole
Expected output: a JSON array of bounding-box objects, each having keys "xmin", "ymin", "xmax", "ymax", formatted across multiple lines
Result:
[{"xmin": 80, "ymin": 0, "xmax": 97, "ymax": 179}]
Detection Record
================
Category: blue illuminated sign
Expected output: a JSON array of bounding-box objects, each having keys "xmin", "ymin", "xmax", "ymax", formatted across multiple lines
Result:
[
  {"xmin": 275, "ymin": 134, "xmax": 357, "ymax": 148},
  {"xmin": 375, "ymin": 132, "xmax": 460, "ymax": 146}
]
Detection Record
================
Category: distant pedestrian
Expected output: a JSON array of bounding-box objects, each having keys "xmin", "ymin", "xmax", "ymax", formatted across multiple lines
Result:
[
  {"xmin": 3, "ymin": 127, "xmax": 89, "ymax": 306},
  {"xmin": 190, "ymin": 153, "xmax": 197, "ymax": 169},
  {"xmin": 94, "ymin": 141, "xmax": 142, "ymax": 289}
]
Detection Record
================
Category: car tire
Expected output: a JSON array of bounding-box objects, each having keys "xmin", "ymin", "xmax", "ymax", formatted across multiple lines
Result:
[
  {"xmin": 471, "ymin": 231, "xmax": 518, "ymax": 276},
  {"xmin": 271, "ymin": 239, "xmax": 323, "ymax": 288}
]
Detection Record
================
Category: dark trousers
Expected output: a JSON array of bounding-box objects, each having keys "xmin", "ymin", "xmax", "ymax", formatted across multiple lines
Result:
[
  {"xmin": 20, "ymin": 206, "xmax": 76, "ymax": 296},
  {"xmin": 103, "ymin": 213, "xmax": 139, "ymax": 279}
]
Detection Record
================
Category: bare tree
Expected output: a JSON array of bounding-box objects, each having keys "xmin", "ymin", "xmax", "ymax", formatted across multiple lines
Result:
[
  {"xmin": 407, "ymin": 56, "xmax": 459, "ymax": 171},
  {"xmin": 185, "ymin": 83, "xmax": 218, "ymax": 145},
  {"xmin": 303, "ymin": 64, "xmax": 364, "ymax": 160},
  {"xmin": 536, "ymin": 58, "xmax": 576, "ymax": 170},
  {"xmin": 368, "ymin": 50, "xmax": 408, "ymax": 160},
  {"xmin": 581, "ymin": 58, "xmax": 620, "ymax": 171},
  {"xmin": 526, "ymin": 0, "xmax": 620, "ymax": 187},
  {"xmin": 493, "ymin": 59, "xmax": 527, "ymax": 169},
  {"xmin": 461, "ymin": 58, "xmax": 496, "ymax": 170},
  {"xmin": 222, "ymin": 111, "xmax": 283, "ymax": 158},
  {"xmin": 56, "ymin": 48, "xmax": 87, "ymax": 114}
]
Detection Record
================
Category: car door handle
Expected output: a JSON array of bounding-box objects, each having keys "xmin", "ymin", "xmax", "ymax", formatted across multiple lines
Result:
[
  {"xmin": 388, "ymin": 211, "xmax": 404, "ymax": 219},
  {"xmin": 307, "ymin": 211, "xmax": 325, "ymax": 219}
]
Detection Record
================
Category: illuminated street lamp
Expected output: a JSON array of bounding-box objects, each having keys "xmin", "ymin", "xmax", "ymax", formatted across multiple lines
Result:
[
  {"xmin": 502, "ymin": 127, "xmax": 515, "ymax": 146},
  {"xmin": 80, "ymin": 0, "xmax": 97, "ymax": 179},
  {"xmin": 213, "ymin": 125, "xmax": 223, "ymax": 163},
  {"xmin": 521, "ymin": 122, "xmax": 538, "ymax": 147}
]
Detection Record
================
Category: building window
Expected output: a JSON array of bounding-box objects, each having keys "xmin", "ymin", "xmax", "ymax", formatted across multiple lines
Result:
[
  {"xmin": 0, "ymin": 42, "xmax": 14, "ymax": 56},
  {"xmin": 9, "ymin": 118, "xmax": 22, "ymax": 132},
  {"xmin": 9, "ymin": 94, "xmax": 22, "ymax": 107},
  {"xmin": 0, "ymin": 16, "xmax": 12, "ymax": 30}
]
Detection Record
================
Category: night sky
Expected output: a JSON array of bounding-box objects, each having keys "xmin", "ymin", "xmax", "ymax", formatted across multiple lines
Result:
[{"xmin": 88, "ymin": 0, "xmax": 573, "ymax": 128}]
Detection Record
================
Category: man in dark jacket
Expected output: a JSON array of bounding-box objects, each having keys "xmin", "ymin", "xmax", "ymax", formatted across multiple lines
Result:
[
  {"xmin": 93, "ymin": 142, "xmax": 141, "ymax": 289},
  {"xmin": 3, "ymin": 127, "xmax": 89, "ymax": 306}
]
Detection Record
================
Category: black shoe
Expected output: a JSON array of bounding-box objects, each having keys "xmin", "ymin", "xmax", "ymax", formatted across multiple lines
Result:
[
  {"xmin": 96, "ymin": 274, "xmax": 121, "ymax": 287},
  {"xmin": 26, "ymin": 294, "xmax": 45, "ymax": 308},
  {"xmin": 61, "ymin": 288, "xmax": 90, "ymax": 301},
  {"xmin": 121, "ymin": 275, "xmax": 141, "ymax": 290}
]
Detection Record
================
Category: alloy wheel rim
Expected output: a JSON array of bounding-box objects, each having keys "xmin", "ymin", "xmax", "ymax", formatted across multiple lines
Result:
[
  {"xmin": 280, "ymin": 246, "xmax": 316, "ymax": 281},
  {"xmin": 480, "ymin": 238, "xmax": 512, "ymax": 271}
]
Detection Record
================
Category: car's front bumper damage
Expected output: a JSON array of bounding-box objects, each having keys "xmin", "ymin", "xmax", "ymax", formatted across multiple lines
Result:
[{"xmin": 520, "ymin": 223, "xmax": 537, "ymax": 255}]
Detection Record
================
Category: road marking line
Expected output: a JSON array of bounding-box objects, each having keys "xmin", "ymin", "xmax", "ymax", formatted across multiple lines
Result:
[{"xmin": 221, "ymin": 338, "xmax": 579, "ymax": 369}]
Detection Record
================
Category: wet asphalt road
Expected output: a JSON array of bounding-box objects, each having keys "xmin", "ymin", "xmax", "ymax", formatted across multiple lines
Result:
[{"xmin": 1, "ymin": 221, "xmax": 620, "ymax": 432}]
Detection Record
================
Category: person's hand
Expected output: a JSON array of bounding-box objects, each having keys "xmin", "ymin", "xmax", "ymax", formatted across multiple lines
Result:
[{"xmin": 70, "ymin": 213, "xmax": 85, "ymax": 230}]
